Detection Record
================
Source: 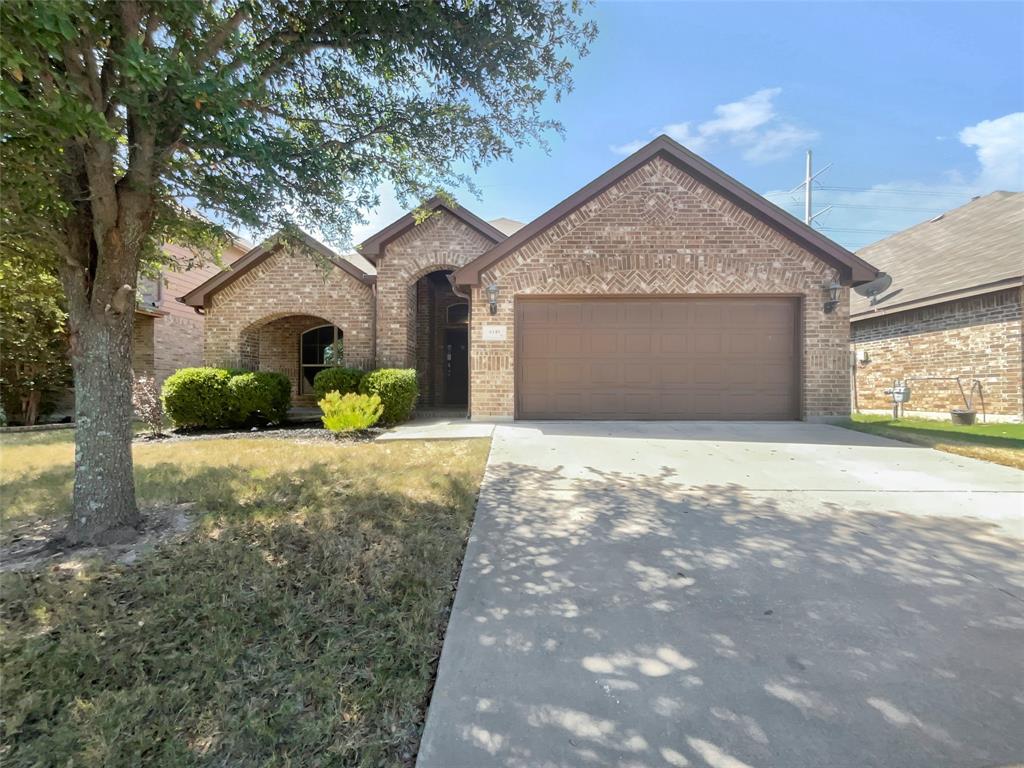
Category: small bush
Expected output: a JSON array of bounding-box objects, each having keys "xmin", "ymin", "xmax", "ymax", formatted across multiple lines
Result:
[
  {"xmin": 312, "ymin": 366, "xmax": 363, "ymax": 401},
  {"xmin": 162, "ymin": 368, "xmax": 291, "ymax": 428},
  {"xmin": 319, "ymin": 391, "xmax": 383, "ymax": 433},
  {"xmin": 358, "ymin": 368, "xmax": 418, "ymax": 425},
  {"xmin": 228, "ymin": 371, "xmax": 291, "ymax": 424},
  {"xmin": 161, "ymin": 367, "xmax": 232, "ymax": 428},
  {"xmin": 132, "ymin": 375, "xmax": 164, "ymax": 435}
]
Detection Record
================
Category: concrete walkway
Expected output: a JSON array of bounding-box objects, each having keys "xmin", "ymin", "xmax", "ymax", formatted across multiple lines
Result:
[
  {"xmin": 378, "ymin": 415, "xmax": 495, "ymax": 441},
  {"xmin": 417, "ymin": 422, "xmax": 1024, "ymax": 768}
]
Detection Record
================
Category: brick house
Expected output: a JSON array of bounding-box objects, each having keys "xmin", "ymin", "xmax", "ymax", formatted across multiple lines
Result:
[
  {"xmin": 132, "ymin": 239, "xmax": 249, "ymax": 387},
  {"xmin": 851, "ymin": 192, "xmax": 1023, "ymax": 422},
  {"xmin": 183, "ymin": 135, "xmax": 878, "ymax": 420}
]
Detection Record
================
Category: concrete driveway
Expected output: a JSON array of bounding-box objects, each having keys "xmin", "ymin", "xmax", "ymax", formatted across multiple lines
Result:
[{"xmin": 417, "ymin": 422, "xmax": 1024, "ymax": 768}]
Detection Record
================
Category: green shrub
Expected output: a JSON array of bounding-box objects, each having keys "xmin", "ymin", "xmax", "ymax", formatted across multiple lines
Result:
[
  {"xmin": 358, "ymin": 368, "xmax": 418, "ymax": 425},
  {"xmin": 312, "ymin": 366, "xmax": 363, "ymax": 401},
  {"xmin": 162, "ymin": 368, "xmax": 291, "ymax": 428},
  {"xmin": 319, "ymin": 391, "xmax": 384, "ymax": 433},
  {"xmin": 161, "ymin": 367, "xmax": 232, "ymax": 428},
  {"xmin": 228, "ymin": 371, "xmax": 291, "ymax": 424}
]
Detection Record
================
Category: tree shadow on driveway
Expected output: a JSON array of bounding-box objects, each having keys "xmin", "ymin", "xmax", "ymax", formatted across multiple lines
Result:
[{"xmin": 419, "ymin": 460, "xmax": 1024, "ymax": 768}]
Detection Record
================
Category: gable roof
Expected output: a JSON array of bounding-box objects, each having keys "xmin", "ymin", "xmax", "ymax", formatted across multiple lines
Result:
[
  {"xmin": 357, "ymin": 196, "xmax": 508, "ymax": 263},
  {"xmin": 851, "ymin": 191, "xmax": 1024, "ymax": 320},
  {"xmin": 454, "ymin": 135, "xmax": 878, "ymax": 287},
  {"xmin": 180, "ymin": 230, "xmax": 375, "ymax": 308}
]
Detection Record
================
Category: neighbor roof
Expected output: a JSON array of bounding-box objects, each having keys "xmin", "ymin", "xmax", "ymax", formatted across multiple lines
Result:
[
  {"xmin": 488, "ymin": 217, "xmax": 525, "ymax": 236},
  {"xmin": 357, "ymin": 196, "xmax": 508, "ymax": 263},
  {"xmin": 454, "ymin": 135, "xmax": 878, "ymax": 287},
  {"xmin": 180, "ymin": 230, "xmax": 375, "ymax": 308},
  {"xmin": 850, "ymin": 191, "xmax": 1024, "ymax": 320}
]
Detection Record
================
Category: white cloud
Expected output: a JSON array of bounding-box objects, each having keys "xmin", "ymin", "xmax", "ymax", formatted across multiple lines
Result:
[
  {"xmin": 701, "ymin": 87, "xmax": 780, "ymax": 135},
  {"xmin": 610, "ymin": 88, "xmax": 816, "ymax": 164},
  {"xmin": 762, "ymin": 111, "xmax": 1024, "ymax": 251},
  {"xmin": 958, "ymin": 112, "xmax": 1024, "ymax": 190}
]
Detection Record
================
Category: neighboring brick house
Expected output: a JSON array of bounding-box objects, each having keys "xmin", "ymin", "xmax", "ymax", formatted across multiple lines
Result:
[
  {"xmin": 851, "ymin": 192, "xmax": 1023, "ymax": 422},
  {"xmin": 133, "ymin": 240, "xmax": 249, "ymax": 386},
  {"xmin": 183, "ymin": 135, "xmax": 878, "ymax": 420}
]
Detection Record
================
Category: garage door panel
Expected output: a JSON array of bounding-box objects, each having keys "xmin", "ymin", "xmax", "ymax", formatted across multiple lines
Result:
[
  {"xmin": 589, "ymin": 302, "xmax": 621, "ymax": 325},
  {"xmin": 589, "ymin": 332, "xmax": 619, "ymax": 354},
  {"xmin": 516, "ymin": 297, "xmax": 798, "ymax": 420},
  {"xmin": 552, "ymin": 333, "xmax": 584, "ymax": 354},
  {"xmin": 659, "ymin": 333, "xmax": 689, "ymax": 354},
  {"xmin": 727, "ymin": 333, "xmax": 759, "ymax": 355}
]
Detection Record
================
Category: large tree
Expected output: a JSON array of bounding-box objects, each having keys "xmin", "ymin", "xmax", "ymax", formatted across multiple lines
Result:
[{"xmin": 0, "ymin": 0, "xmax": 595, "ymax": 543}]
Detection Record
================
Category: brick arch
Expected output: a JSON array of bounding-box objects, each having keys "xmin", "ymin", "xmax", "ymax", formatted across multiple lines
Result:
[
  {"xmin": 202, "ymin": 241, "xmax": 375, "ymax": 372},
  {"xmin": 375, "ymin": 210, "xmax": 496, "ymax": 367},
  {"xmin": 236, "ymin": 311, "xmax": 336, "ymax": 373}
]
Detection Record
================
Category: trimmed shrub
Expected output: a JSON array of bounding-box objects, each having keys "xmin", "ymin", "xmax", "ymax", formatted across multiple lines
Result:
[
  {"xmin": 161, "ymin": 367, "xmax": 232, "ymax": 428},
  {"xmin": 312, "ymin": 366, "xmax": 363, "ymax": 401},
  {"xmin": 228, "ymin": 371, "xmax": 291, "ymax": 424},
  {"xmin": 162, "ymin": 368, "xmax": 291, "ymax": 428},
  {"xmin": 358, "ymin": 368, "xmax": 418, "ymax": 425},
  {"xmin": 319, "ymin": 391, "xmax": 383, "ymax": 433}
]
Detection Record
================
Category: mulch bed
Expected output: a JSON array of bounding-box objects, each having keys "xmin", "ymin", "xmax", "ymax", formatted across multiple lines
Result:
[{"xmin": 134, "ymin": 423, "xmax": 384, "ymax": 445}]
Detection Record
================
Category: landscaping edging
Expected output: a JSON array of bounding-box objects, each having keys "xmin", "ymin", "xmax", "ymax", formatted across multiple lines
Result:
[{"xmin": 0, "ymin": 422, "xmax": 75, "ymax": 434}]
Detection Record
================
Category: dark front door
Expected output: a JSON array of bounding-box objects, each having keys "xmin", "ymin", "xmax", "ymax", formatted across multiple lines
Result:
[{"xmin": 443, "ymin": 328, "xmax": 469, "ymax": 405}]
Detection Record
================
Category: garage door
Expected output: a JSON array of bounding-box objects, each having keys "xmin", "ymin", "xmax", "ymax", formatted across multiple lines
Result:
[{"xmin": 515, "ymin": 297, "xmax": 799, "ymax": 420}]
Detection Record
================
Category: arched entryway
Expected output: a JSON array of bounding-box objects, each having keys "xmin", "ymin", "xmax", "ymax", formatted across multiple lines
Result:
[
  {"xmin": 413, "ymin": 270, "xmax": 469, "ymax": 408},
  {"xmin": 237, "ymin": 313, "xmax": 342, "ymax": 403}
]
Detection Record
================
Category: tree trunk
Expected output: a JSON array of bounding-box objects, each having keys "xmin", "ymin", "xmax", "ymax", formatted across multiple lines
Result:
[
  {"xmin": 22, "ymin": 390, "xmax": 41, "ymax": 426},
  {"xmin": 65, "ymin": 303, "xmax": 141, "ymax": 544}
]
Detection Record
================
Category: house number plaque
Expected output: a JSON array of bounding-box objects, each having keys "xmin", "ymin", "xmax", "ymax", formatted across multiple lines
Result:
[{"xmin": 481, "ymin": 325, "xmax": 507, "ymax": 341}]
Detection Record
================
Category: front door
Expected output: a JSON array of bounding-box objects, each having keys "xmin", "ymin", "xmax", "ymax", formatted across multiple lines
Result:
[{"xmin": 443, "ymin": 328, "xmax": 469, "ymax": 405}]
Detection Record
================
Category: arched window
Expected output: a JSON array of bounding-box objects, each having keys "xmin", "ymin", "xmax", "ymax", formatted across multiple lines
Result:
[
  {"xmin": 446, "ymin": 302, "xmax": 469, "ymax": 325},
  {"xmin": 300, "ymin": 325, "xmax": 342, "ymax": 392}
]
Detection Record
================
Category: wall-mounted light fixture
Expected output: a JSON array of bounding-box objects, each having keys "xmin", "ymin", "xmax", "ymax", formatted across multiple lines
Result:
[
  {"xmin": 823, "ymin": 280, "xmax": 841, "ymax": 314},
  {"xmin": 485, "ymin": 283, "xmax": 499, "ymax": 315}
]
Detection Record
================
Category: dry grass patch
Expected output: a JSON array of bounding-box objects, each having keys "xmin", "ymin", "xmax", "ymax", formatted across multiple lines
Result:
[{"xmin": 0, "ymin": 434, "xmax": 491, "ymax": 767}]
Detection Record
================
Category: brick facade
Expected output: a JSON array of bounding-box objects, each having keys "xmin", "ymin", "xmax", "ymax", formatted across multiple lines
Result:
[
  {"xmin": 467, "ymin": 156, "xmax": 849, "ymax": 420},
  {"xmin": 202, "ymin": 241, "xmax": 374, "ymax": 397},
  {"xmin": 132, "ymin": 315, "xmax": 156, "ymax": 379},
  {"xmin": 195, "ymin": 157, "xmax": 864, "ymax": 422},
  {"xmin": 375, "ymin": 211, "xmax": 494, "ymax": 368},
  {"xmin": 852, "ymin": 288, "xmax": 1023, "ymax": 420}
]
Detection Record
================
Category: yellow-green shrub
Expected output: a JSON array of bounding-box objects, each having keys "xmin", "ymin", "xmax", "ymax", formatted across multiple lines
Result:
[{"xmin": 319, "ymin": 391, "xmax": 384, "ymax": 433}]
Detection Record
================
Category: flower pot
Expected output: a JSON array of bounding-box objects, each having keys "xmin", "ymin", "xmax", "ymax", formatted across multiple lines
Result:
[{"xmin": 950, "ymin": 409, "xmax": 977, "ymax": 426}]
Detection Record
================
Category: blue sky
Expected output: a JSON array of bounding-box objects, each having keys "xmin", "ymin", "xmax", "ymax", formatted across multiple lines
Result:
[{"xmin": 351, "ymin": 2, "xmax": 1024, "ymax": 252}]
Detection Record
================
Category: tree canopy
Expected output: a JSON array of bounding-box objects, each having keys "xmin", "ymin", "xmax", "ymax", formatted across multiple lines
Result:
[
  {"xmin": 0, "ymin": 0, "xmax": 595, "ymax": 543},
  {"xmin": 2, "ymin": 0, "xmax": 597, "ymax": 260}
]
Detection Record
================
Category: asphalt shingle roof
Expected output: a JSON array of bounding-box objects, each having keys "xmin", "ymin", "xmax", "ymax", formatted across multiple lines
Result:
[{"xmin": 851, "ymin": 191, "xmax": 1024, "ymax": 318}]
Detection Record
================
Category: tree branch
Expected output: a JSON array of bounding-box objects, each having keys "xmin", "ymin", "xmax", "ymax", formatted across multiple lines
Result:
[{"xmin": 194, "ymin": 7, "xmax": 250, "ymax": 68}]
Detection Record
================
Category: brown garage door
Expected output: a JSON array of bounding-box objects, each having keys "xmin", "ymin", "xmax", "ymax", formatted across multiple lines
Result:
[{"xmin": 516, "ymin": 296, "xmax": 799, "ymax": 420}]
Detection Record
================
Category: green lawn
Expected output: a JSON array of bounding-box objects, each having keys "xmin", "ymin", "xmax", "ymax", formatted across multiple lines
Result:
[
  {"xmin": 0, "ymin": 430, "xmax": 491, "ymax": 767},
  {"xmin": 838, "ymin": 414, "xmax": 1024, "ymax": 469}
]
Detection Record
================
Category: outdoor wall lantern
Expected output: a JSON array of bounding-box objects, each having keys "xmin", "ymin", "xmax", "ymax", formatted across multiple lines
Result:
[
  {"xmin": 823, "ymin": 280, "xmax": 841, "ymax": 314},
  {"xmin": 485, "ymin": 283, "xmax": 499, "ymax": 315}
]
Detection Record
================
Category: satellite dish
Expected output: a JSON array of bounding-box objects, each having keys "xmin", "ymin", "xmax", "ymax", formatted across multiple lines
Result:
[{"xmin": 854, "ymin": 272, "xmax": 893, "ymax": 303}]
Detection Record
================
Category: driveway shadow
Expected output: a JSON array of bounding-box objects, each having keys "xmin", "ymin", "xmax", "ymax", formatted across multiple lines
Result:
[{"xmin": 419, "ymin": 460, "xmax": 1024, "ymax": 768}]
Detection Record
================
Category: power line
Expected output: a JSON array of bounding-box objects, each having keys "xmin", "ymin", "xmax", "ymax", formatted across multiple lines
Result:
[
  {"xmin": 819, "ymin": 226, "xmax": 896, "ymax": 234},
  {"xmin": 771, "ymin": 200, "xmax": 945, "ymax": 213},
  {"xmin": 816, "ymin": 186, "xmax": 973, "ymax": 197}
]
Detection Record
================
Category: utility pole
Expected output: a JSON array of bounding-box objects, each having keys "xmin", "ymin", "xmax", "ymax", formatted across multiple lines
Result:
[
  {"xmin": 790, "ymin": 149, "xmax": 833, "ymax": 225},
  {"xmin": 805, "ymin": 150, "xmax": 813, "ymax": 224}
]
